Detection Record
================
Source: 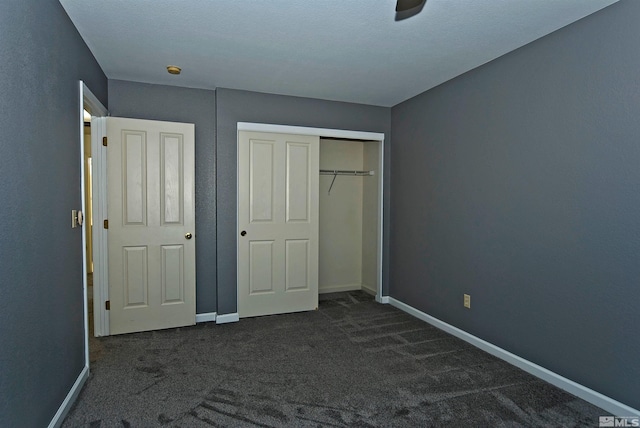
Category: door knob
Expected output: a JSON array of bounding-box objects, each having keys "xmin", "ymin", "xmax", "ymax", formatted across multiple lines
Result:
[
  {"xmin": 185, "ymin": 232, "xmax": 193, "ymax": 240},
  {"xmin": 240, "ymin": 230, "xmax": 247, "ymax": 236}
]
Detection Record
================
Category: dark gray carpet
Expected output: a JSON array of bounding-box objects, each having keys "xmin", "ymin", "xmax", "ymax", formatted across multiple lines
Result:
[{"xmin": 64, "ymin": 291, "xmax": 605, "ymax": 427}]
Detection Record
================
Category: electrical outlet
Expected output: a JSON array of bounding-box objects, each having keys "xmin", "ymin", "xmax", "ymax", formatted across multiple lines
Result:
[{"xmin": 464, "ymin": 294, "xmax": 471, "ymax": 309}]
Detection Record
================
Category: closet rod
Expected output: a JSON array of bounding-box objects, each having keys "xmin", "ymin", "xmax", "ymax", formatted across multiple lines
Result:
[
  {"xmin": 319, "ymin": 169, "xmax": 374, "ymax": 176},
  {"xmin": 320, "ymin": 169, "xmax": 374, "ymax": 195}
]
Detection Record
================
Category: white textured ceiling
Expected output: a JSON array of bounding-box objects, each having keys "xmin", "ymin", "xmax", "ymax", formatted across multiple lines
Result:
[{"xmin": 60, "ymin": 0, "xmax": 618, "ymax": 107}]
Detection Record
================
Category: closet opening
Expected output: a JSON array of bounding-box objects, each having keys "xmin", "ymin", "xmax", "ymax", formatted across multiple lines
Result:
[{"xmin": 319, "ymin": 137, "xmax": 381, "ymax": 298}]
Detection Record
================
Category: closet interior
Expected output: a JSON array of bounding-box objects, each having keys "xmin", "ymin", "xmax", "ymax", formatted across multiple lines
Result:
[{"xmin": 318, "ymin": 138, "xmax": 381, "ymax": 297}]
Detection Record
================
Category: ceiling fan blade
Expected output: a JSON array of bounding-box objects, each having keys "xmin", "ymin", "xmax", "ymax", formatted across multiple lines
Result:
[{"xmin": 396, "ymin": 0, "xmax": 425, "ymax": 12}]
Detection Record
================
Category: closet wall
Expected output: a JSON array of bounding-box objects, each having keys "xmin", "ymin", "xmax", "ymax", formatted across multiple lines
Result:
[
  {"xmin": 319, "ymin": 139, "xmax": 379, "ymax": 295},
  {"xmin": 361, "ymin": 141, "xmax": 380, "ymax": 294}
]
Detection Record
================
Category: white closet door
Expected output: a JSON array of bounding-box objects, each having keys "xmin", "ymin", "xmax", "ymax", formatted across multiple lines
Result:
[{"xmin": 238, "ymin": 131, "xmax": 319, "ymax": 318}]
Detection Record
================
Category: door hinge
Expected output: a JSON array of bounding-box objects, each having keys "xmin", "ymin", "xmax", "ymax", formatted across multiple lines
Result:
[
  {"xmin": 103, "ymin": 219, "xmax": 109, "ymax": 229},
  {"xmin": 105, "ymin": 300, "xmax": 110, "ymax": 310},
  {"xmin": 102, "ymin": 136, "xmax": 108, "ymax": 147}
]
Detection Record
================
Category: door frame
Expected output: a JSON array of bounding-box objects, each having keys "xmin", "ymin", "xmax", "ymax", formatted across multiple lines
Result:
[
  {"xmin": 236, "ymin": 122, "xmax": 386, "ymax": 314},
  {"xmin": 79, "ymin": 81, "xmax": 109, "ymax": 346}
]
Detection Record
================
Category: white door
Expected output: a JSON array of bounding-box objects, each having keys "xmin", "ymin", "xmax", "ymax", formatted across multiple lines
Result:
[
  {"xmin": 238, "ymin": 131, "xmax": 319, "ymax": 318},
  {"xmin": 107, "ymin": 117, "xmax": 195, "ymax": 335}
]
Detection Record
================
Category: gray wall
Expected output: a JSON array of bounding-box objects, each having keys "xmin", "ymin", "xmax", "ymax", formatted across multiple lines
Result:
[
  {"xmin": 216, "ymin": 88, "xmax": 391, "ymax": 314},
  {"xmin": 0, "ymin": 1, "xmax": 107, "ymax": 426},
  {"xmin": 108, "ymin": 80, "xmax": 217, "ymax": 313},
  {"xmin": 390, "ymin": 0, "xmax": 640, "ymax": 410}
]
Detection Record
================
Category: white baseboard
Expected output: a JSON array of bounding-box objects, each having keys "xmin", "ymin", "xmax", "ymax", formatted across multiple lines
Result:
[
  {"xmin": 377, "ymin": 295, "xmax": 390, "ymax": 304},
  {"xmin": 319, "ymin": 283, "xmax": 362, "ymax": 294},
  {"xmin": 388, "ymin": 297, "xmax": 639, "ymax": 418},
  {"xmin": 361, "ymin": 283, "xmax": 377, "ymax": 296},
  {"xmin": 48, "ymin": 365, "xmax": 89, "ymax": 428},
  {"xmin": 216, "ymin": 313, "xmax": 239, "ymax": 324},
  {"xmin": 196, "ymin": 312, "xmax": 217, "ymax": 323}
]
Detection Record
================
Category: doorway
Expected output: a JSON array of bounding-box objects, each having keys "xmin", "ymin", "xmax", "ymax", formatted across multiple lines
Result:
[
  {"xmin": 236, "ymin": 123, "xmax": 385, "ymax": 318},
  {"xmin": 80, "ymin": 82, "xmax": 108, "ymax": 366}
]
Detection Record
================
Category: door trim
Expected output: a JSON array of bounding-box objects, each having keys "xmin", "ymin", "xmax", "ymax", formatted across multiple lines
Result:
[
  {"xmin": 55, "ymin": 81, "xmax": 106, "ymax": 428},
  {"xmin": 238, "ymin": 122, "xmax": 384, "ymax": 143},
  {"xmin": 236, "ymin": 122, "xmax": 386, "ymax": 315}
]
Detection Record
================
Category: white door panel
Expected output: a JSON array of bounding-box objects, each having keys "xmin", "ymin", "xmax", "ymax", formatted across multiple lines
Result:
[
  {"xmin": 249, "ymin": 240, "xmax": 275, "ymax": 294},
  {"xmin": 286, "ymin": 143, "xmax": 311, "ymax": 222},
  {"xmin": 285, "ymin": 239, "xmax": 310, "ymax": 290},
  {"xmin": 238, "ymin": 131, "xmax": 319, "ymax": 318},
  {"xmin": 107, "ymin": 117, "xmax": 195, "ymax": 335}
]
